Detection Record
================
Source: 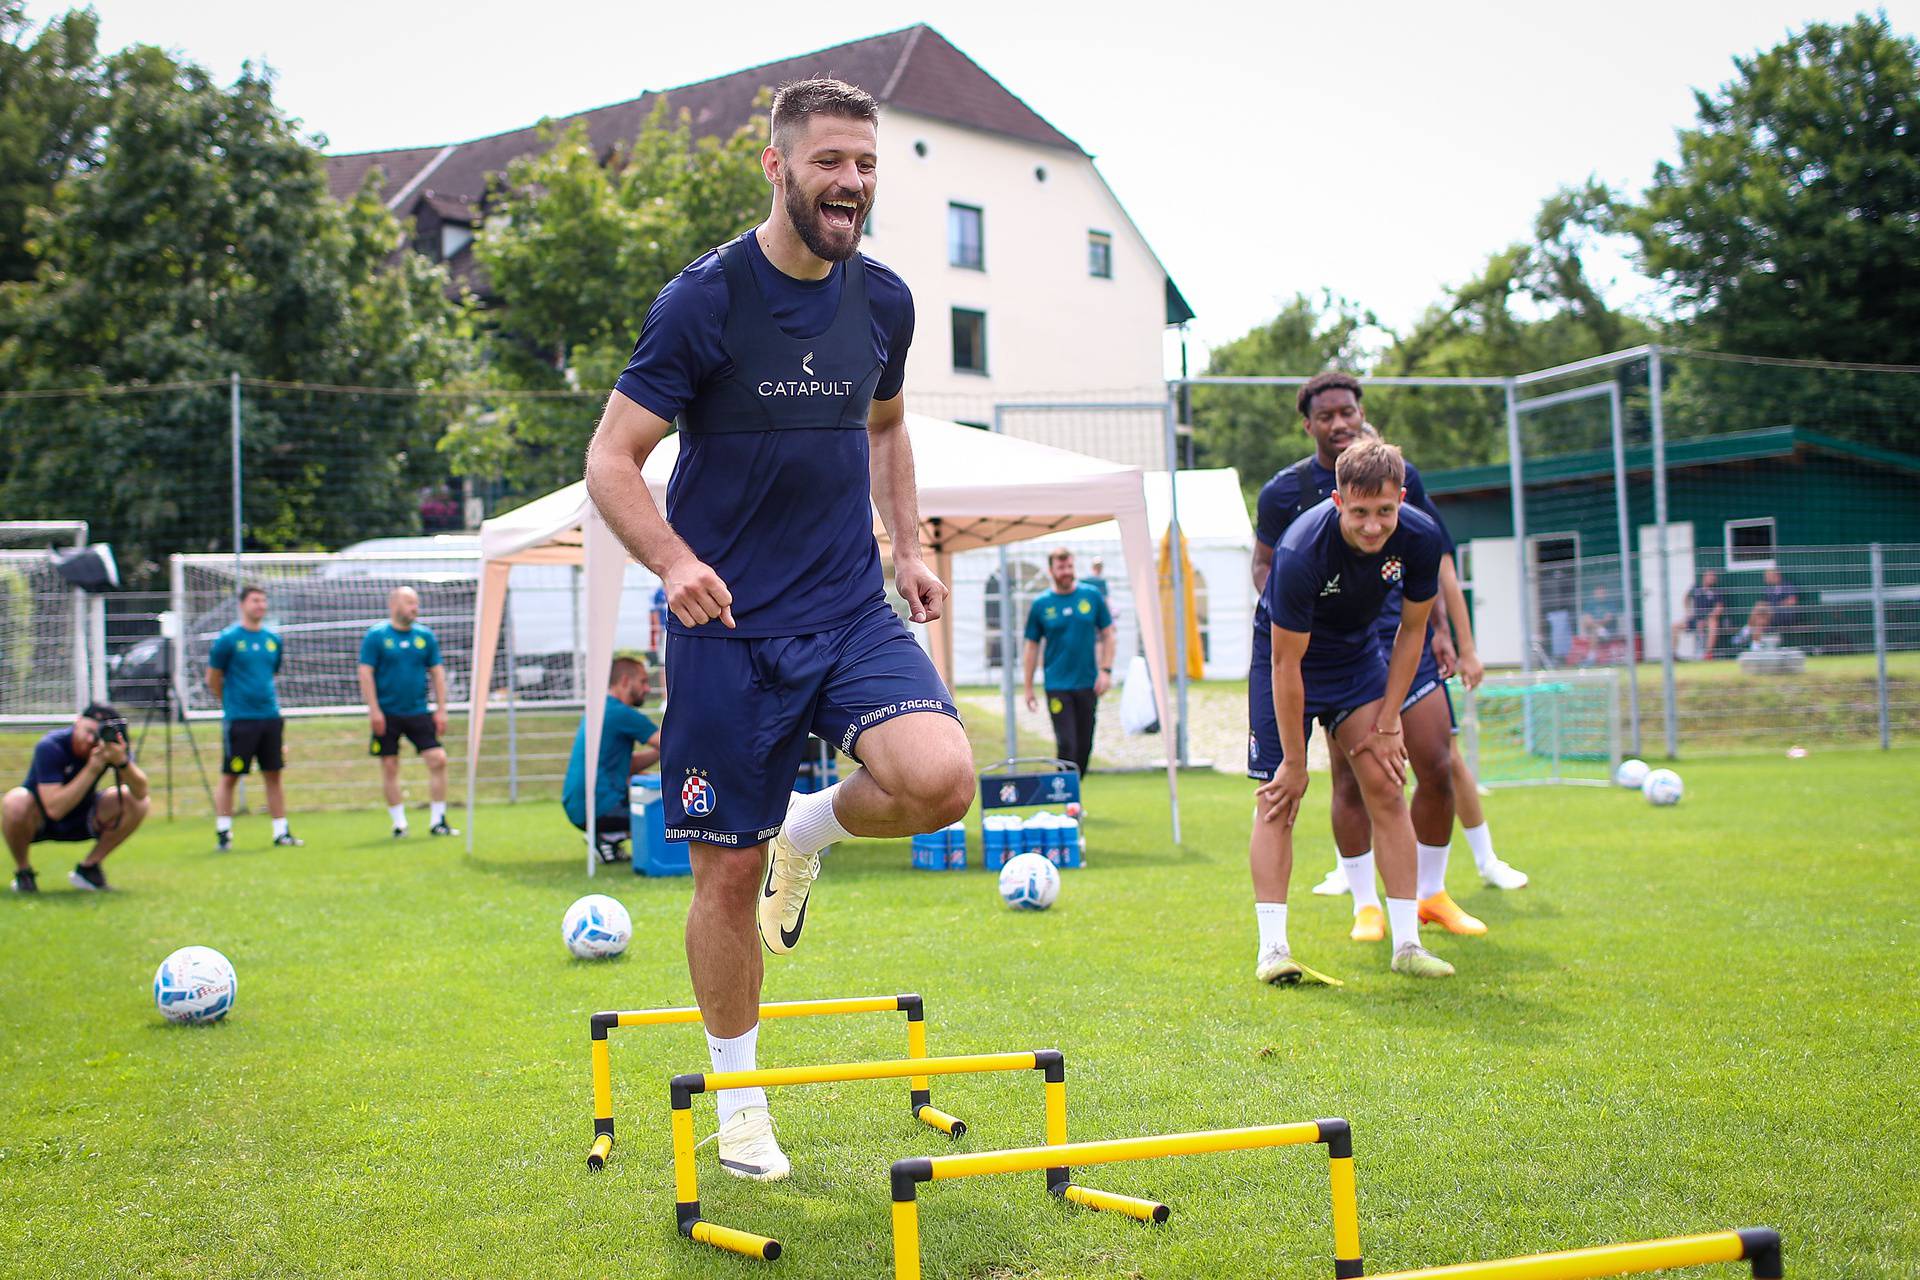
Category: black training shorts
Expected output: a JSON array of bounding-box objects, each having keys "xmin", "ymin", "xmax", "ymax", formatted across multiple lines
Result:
[
  {"xmin": 370, "ymin": 712, "xmax": 440, "ymax": 757},
  {"xmin": 222, "ymin": 717, "xmax": 286, "ymax": 775},
  {"xmin": 32, "ymin": 792, "xmax": 97, "ymax": 843}
]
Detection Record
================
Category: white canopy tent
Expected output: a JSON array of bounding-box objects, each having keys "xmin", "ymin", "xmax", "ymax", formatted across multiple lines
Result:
[{"xmin": 465, "ymin": 415, "xmax": 1183, "ymax": 873}]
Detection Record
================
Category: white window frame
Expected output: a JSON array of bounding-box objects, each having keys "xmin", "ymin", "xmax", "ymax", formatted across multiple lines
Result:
[
  {"xmin": 947, "ymin": 202, "xmax": 984, "ymax": 271},
  {"xmin": 1087, "ymin": 230, "xmax": 1113, "ymax": 279},
  {"xmin": 951, "ymin": 307, "xmax": 988, "ymax": 375},
  {"xmin": 1723, "ymin": 517, "xmax": 1777, "ymax": 571}
]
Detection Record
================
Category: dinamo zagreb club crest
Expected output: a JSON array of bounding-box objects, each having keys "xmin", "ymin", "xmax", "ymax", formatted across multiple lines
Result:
[
  {"xmin": 1381, "ymin": 556, "xmax": 1404, "ymax": 583},
  {"xmin": 681, "ymin": 774, "xmax": 716, "ymax": 817}
]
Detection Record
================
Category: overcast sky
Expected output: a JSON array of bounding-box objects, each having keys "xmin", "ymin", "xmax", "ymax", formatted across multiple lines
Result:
[{"xmin": 29, "ymin": 0, "xmax": 1919, "ymax": 361}]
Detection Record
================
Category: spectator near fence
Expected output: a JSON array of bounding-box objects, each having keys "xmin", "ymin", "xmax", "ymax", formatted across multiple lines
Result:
[
  {"xmin": 563, "ymin": 656, "xmax": 662, "ymax": 864},
  {"xmin": 1738, "ymin": 568, "xmax": 1800, "ymax": 650},
  {"xmin": 4, "ymin": 702, "xmax": 148, "ymax": 893},
  {"xmin": 1022, "ymin": 547, "xmax": 1116, "ymax": 776},
  {"xmin": 1674, "ymin": 570, "xmax": 1726, "ymax": 660}
]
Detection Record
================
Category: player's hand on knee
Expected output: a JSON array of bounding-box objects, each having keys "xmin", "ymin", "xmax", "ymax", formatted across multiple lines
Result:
[
  {"xmin": 1356, "ymin": 721, "xmax": 1407, "ymax": 786},
  {"xmin": 665, "ymin": 555, "xmax": 735, "ymax": 629},
  {"xmin": 893, "ymin": 555, "xmax": 946, "ymax": 624},
  {"xmin": 1257, "ymin": 761, "xmax": 1308, "ymax": 827}
]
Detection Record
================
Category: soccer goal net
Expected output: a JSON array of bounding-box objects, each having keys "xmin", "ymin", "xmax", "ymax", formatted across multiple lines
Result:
[
  {"xmin": 0, "ymin": 521, "xmax": 92, "ymax": 721},
  {"xmin": 1459, "ymin": 669, "xmax": 1621, "ymax": 787}
]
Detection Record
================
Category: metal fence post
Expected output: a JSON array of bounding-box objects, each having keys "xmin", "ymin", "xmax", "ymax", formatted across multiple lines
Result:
[
  {"xmin": 1606, "ymin": 381, "xmax": 1641, "ymax": 755},
  {"xmin": 1503, "ymin": 379, "xmax": 1533, "ymax": 672},
  {"xmin": 1163, "ymin": 391, "xmax": 1189, "ymax": 768},
  {"xmin": 1871, "ymin": 542, "xmax": 1890, "ymax": 751},
  {"xmin": 1648, "ymin": 350, "xmax": 1678, "ymax": 758},
  {"xmin": 230, "ymin": 372, "xmax": 243, "ymax": 579}
]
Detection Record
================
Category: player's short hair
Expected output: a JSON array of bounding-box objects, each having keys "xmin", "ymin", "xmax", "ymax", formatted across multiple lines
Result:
[
  {"xmin": 237, "ymin": 583, "xmax": 266, "ymax": 603},
  {"xmin": 81, "ymin": 700, "xmax": 119, "ymax": 723},
  {"xmin": 608, "ymin": 656, "xmax": 646, "ymax": 687},
  {"xmin": 771, "ymin": 78, "xmax": 879, "ymax": 155},
  {"xmin": 1335, "ymin": 437, "xmax": 1405, "ymax": 496},
  {"xmin": 1047, "ymin": 546, "xmax": 1074, "ymax": 567},
  {"xmin": 1298, "ymin": 371, "xmax": 1364, "ymax": 418}
]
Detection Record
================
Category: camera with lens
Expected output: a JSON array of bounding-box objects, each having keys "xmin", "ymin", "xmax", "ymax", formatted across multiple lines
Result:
[{"xmin": 97, "ymin": 716, "xmax": 129, "ymax": 746}]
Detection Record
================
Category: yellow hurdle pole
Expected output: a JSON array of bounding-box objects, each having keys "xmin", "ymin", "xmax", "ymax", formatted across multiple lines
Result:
[
  {"xmin": 689, "ymin": 1220, "xmax": 782, "ymax": 1262},
  {"xmin": 1062, "ymin": 1184, "xmax": 1169, "ymax": 1223},
  {"xmin": 890, "ymin": 1195, "xmax": 923, "ymax": 1280},
  {"xmin": 1369, "ymin": 1229, "xmax": 1784, "ymax": 1280},
  {"xmin": 587, "ymin": 1015, "xmax": 617, "ymax": 1167},
  {"xmin": 924, "ymin": 1121, "xmax": 1325, "ymax": 1181},
  {"xmin": 1322, "ymin": 1119, "xmax": 1364, "ymax": 1278},
  {"xmin": 612, "ymin": 994, "xmax": 906, "ymax": 1027},
  {"xmin": 904, "ymin": 999, "xmax": 964, "ymax": 1135},
  {"xmin": 692, "ymin": 1050, "xmax": 1043, "ymax": 1092}
]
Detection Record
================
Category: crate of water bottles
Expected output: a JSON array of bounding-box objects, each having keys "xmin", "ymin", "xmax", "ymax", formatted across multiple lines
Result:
[
  {"xmin": 911, "ymin": 821, "xmax": 968, "ymax": 870},
  {"xmin": 982, "ymin": 811, "xmax": 1083, "ymax": 871}
]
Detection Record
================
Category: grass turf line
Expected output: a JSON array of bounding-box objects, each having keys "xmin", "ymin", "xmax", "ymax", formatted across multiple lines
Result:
[{"xmin": 1, "ymin": 749, "xmax": 1916, "ymax": 1278}]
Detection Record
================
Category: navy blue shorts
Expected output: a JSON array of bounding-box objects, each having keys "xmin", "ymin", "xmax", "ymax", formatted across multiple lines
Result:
[
  {"xmin": 1386, "ymin": 636, "xmax": 1457, "ymax": 733},
  {"xmin": 1246, "ymin": 624, "xmax": 1388, "ymax": 780},
  {"xmin": 661, "ymin": 600, "xmax": 959, "ymax": 845},
  {"xmin": 33, "ymin": 793, "xmax": 98, "ymax": 843}
]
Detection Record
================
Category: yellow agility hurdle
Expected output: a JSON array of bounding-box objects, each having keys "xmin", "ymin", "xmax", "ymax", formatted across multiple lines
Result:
[
  {"xmin": 670, "ymin": 1049, "xmax": 1089, "ymax": 1262},
  {"xmin": 887, "ymin": 1120, "xmax": 1363, "ymax": 1280},
  {"xmin": 587, "ymin": 993, "xmax": 961, "ymax": 1169},
  {"xmin": 1370, "ymin": 1227, "xmax": 1783, "ymax": 1278}
]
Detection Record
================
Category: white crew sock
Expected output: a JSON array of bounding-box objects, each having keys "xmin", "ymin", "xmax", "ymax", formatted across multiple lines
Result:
[
  {"xmin": 1254, "ymin": 902, "xmax": 1288, "ymax": 954},
  {"xmin": 272, "ymin": 817, "xmax": 289, "ymax": 838},
  {"xmin": 430, "ymin": 801, "xmax": 447, "ymax": 825},
  {"xmin": 1416, "ymin": 842, "xmax": 1451, "ymax": 899},
  {"xmin": 1462, "ymin": 822, "xmax": 1498, "ymax": 872},
  {"xmin": 707, "ymin": 1024, "xmax": 770, "ymax": 1126},
  {"xmin": 1386, "ymin": 897, "xmax": 1420, "ymax": 951},
  {"xmin": 1342, "ymin": 850, "xmax": 1380, "ymax": 912},
  {"xmin": 782, "ymin": 782, "xmax": 852, "ymax": 857},
  {"xmin": 388, "ymin": 803, "xmax": 407, "ymax": 829},
  {"xmin": 215, "ymin": 815, "xmax": 233, "ymax": 834}
]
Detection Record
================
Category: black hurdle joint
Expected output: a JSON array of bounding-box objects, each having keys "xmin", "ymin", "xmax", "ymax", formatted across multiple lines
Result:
[
  {"xmin": 670, "ymin": 1074, "xmax": 705, "ymax": 1107},
  {"xmin": 892, "ymin": 1157, "xmax": 933, "ymax": 1202},
  {"xmin": 1046, "ymin": 1167, "xmax": 1070, "ymax": 1193},
  {"xmin": 910, "ymin": 1088, "xmax": 931, "ymax": 1111},
  {"xmin": 1034, "ymin": 1048, "xmax": 1065, "ymax": 1082},
  {"xmin": 1334, "ymin": 1257, "xmax": 1365, "ymax": 1279},
  {"xmin": 593, "ymin": 1118, "xmax": 614, "ymax": 1138},
  {"xmin": 1738, "ymin": 1227, "xmax": 1783, "ymax": 1278},
  {"xmin": 898, "ymin": 993, "xmax": 925, "ymax": 1021},
  {"xmin": 1317, "ymin": 1118, "xmax": 1353, "ymax": 1160},
  {"xmin": 676, "ymin": 1201, "xmax": 701, "ymax": 1235},
  {"xmin": 589, "ymin": 1011, "xmax": 617, "ymax": 1039}
]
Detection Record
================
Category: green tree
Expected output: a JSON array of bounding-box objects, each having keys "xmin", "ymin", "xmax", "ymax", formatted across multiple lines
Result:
[
  {"xmin": 0, "ymin": 46, "xmax": 469, "ymax": 574},
  {"xmin": 1189, "ymin": 292, "xmax": 1375, "ymax": 501},
  {"xmin": 0, "ymin": 3, "xmax": 106, "ymax": 284},
  {"xmin": 444, "ymin": 99, "xmax": 768, "ymax": 490},
  {"xmin": 1628, "ymin": 13, "xmax": 1920, "ymax": 362}
]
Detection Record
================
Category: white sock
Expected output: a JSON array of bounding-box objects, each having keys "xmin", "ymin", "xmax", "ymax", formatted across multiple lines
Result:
[
  {"xmin": 782, "ymin": 782, "xmax": 852, "ymax": 857},
  {"xmin": 707, "ymin": 1024, "xmax": 769, "ymax": 1126},
  {"xmin": 1254, "ymin": 902, "xmax": 1288, "ymax": 953},
  {"xmin": 272, "ymin": 817, "xmax": 289, "ymax": 838},
  {"xmin": 1386, "ymin": 897, "xmax": 1420, "ymax": 951},
  {"xmin": 388, "ymin": 803, "xmax": 407, "ymax": 828},
  {"xmin": 1416, "ymin": 842, "xmax": 1451, "ymax": 899},
  {"xmin": 215, "ymin": 816, "xmax": 233, "ymax": 834},
  {"xmin": 431, "ymin": 801, "xmax": 447, "ymax": 825},
  {"xmin": 1343, "ymin": 851, "xmax": 1380, "ymax": 912},
  {"xmin": 1463, "ymin": 822, "xmax": 1498, "ymax": 872}
]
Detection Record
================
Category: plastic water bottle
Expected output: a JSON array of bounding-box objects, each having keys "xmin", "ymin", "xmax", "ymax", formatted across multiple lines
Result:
[
  {"xmin": 1059, "ymin": 815, "xmax": 1082, "ymax": 868},
  {"xmin": 945, "ymin": 819, "xmax": 967, "ymax": 869}
]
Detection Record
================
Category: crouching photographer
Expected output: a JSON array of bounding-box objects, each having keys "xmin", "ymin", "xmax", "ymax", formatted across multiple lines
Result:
[{"xmin": 5, "ymin": 702, "xmax": 150, "ymax": 893}]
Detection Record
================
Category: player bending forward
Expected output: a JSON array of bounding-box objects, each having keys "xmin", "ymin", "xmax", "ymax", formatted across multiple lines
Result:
[
  {"xmin": 585, "ymin": 78, "xmax": 974, "ymax": 1184},
  {"xmin": 1251, "ymin": 437, "xmax": 1456, "ymax": 982}
]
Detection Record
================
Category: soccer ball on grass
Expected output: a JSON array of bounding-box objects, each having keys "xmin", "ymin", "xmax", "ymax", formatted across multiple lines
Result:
[
  {"xmin": 1641, "ymin": 768, "xmax": 1684, "ymax": 806},
  {"xmin": 998, "ymin": 852, "xmax": 1060, "ymax": 911},
  {"xmin": 563, "ymin": 894, "xmax": 632, "ymax": 958},
  {"xmin": 154, "ymin": 946, "xmax": 237, "ymax": 1024},
  {"xmin": 1614, "ymin": 758, "xmax": 1650, "ymax": 790}
]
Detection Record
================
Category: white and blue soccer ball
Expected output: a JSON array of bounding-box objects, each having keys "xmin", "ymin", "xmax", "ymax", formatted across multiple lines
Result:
[
  {"xmin": 1615, "ymin": 758, "xmax": 1651, "ymax": 790},
  {"xmin": 1642, "ymin": 768, "xmax": 1684, "ymax": 807},
  {"xmin": 998, "ymin": 853, "xmax": 1060, "ymax": 911},
  {"xmin": 153, "ymin": 946, "xmax": 236, "ymax": 1024},
  {"xmin": 563, "ymin": 894, "xmax": 632, "ymax": 959}
]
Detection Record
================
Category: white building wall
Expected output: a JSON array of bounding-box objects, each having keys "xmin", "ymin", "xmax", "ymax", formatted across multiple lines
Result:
[{"xmin": 867, "ymin": 110, "xmax": 1170, "ymax": 439}]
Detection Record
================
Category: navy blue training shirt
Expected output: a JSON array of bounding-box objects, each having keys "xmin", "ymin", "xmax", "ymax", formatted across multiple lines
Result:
[
  {"xmin": 1264, "ymin": 499, "xmax": 1444, "ymax": 671},
  {"xmin": 615, "ymin": 232, "xmax": 916, "ymax": 637},
  {"xmin": 1254, "ymin": 454, "xmax": 1453, "ymax": 636}
]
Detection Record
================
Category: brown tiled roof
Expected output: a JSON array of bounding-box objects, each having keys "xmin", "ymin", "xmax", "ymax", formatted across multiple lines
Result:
[{"xmin": 326, "ymin": 25, "xmax": 1082, "ymax": 209}]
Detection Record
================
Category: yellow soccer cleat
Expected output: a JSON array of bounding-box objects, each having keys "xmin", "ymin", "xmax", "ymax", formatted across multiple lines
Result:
[
  {"xmin": 1349, "ymin": 904, "xmax": 1385, "ymax": 943},
  {"xmin": 1391, "ymin": 942, "xmax": 1456, "ymax": 979},
  {"xmin": 1256, "ymin": 944, "xmax": 1344, "ymax": 987},
  {"xmin": 1418, "ymin": 891, "xmax": 1488, "ymax": 936}
]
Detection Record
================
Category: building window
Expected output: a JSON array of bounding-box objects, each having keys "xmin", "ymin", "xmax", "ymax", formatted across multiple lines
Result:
[
  {"xmin": 984, "ymin": 559, "xmax": 1044, "ymax": 669},
  {"xmin": 948, "ymin": 203, "xmax": 984, "ymax": 270},
  {"xmin": 1725, "ymin": 517, "xmax": 1777, "ymax": 569},
  {"xmin": 1088, "ymin": 230, "xmax": 1113, "ymax": 279},
  {"xmin": 952, "ymin": 308, "xmax": 987, "ymax": 374}
]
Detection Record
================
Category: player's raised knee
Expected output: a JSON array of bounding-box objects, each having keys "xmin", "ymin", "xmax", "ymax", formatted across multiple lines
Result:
[{"xmin": 900, "ymin": 755, "xmax": 974, "ymax": 829}]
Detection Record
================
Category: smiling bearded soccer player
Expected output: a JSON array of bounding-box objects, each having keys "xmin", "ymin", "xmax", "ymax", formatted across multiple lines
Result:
[
  {"xmin": 585, "ymin": 79, "xmax": 974, "ymax": 1185},
  {"xmin": 1252, "ymin": 438, "xmax": 1456, "ymax": 981}
]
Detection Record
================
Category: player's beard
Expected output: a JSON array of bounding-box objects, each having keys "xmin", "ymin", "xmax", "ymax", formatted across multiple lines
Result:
[{"xmin": 785, "ymin": 180, "xmax": 867, "ymax": 263}]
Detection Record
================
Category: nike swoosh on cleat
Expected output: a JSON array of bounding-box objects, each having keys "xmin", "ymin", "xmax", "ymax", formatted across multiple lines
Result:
[
  {"xmin": 779, "ymin": 897, "xmax": 807, "ymax": 951},
  {"xmin": 719, "ymin": 1158, "xmax": 770, "ymax": 1176}
]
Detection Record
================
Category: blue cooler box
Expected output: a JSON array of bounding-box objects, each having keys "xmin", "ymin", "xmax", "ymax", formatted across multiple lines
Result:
[{"xmin": 630, "ymin": 776, "xmax": 691, "ymax": 876}]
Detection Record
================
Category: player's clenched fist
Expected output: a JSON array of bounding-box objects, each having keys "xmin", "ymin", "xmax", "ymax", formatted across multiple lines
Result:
[
  {"xmin": 664, "ymin": 554, "xmax": 736, "ymax": 629},
  {"xmin": 893, "ymin": 555, "xmax": 947, "ymax": 624}
]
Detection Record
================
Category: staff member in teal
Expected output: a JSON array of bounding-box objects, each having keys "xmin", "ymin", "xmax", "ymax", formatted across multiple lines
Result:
[
  {"xmin": 563, "ymin": 656, "xmax": 663, "ymax": 863},
  {"xmin": 208, "ymin": 584, "xmax": 301, "ymax": 850},
  {"xmin": 357, "ymin": 585, "xmax": 456, "ymax": 838},
  {"xmin": 1022, "ymin": 547, "xmax": 1116, "ymax": 776}
]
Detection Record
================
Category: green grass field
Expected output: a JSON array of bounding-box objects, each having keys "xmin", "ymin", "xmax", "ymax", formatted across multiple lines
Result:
[{"xmin": 3, "ymin": 750, "xmax": 1917, "ymax": 1278}]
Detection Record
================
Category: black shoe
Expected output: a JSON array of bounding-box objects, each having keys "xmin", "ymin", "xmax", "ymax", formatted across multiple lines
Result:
[
  {"xmin": 429, "ymin": 820, "xmax": 459, "ymax": 837},
  {"xmin": 69, "ymin": 862, "xmax": 108, "ymax": 892},
  {"xmin": 392, "ymin": 826, "xmax": 408, "ymax": 839},
  {"xmin": 10, "ymin": 867, "xmax": 36, "ymax": 893},
  {"xmin": 216, "ymin": 830, "xmax": 232, "ymax": 852},
  {"xmin": 595, "ymin": 839, "xmax": 629, "ymax": 866},
  {"xmin": 272, "ymin": 832, "xmax": 305, "ymax": 847}
]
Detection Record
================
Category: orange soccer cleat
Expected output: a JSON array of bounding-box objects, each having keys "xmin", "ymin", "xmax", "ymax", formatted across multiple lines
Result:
[
  {"xmin": 1349, "ymin": 904, "xmax": 1385, "ymax": 943},
  {"xmin": 1417, "ymin": 891, "xmax": 1487, "ymax": 936}
]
